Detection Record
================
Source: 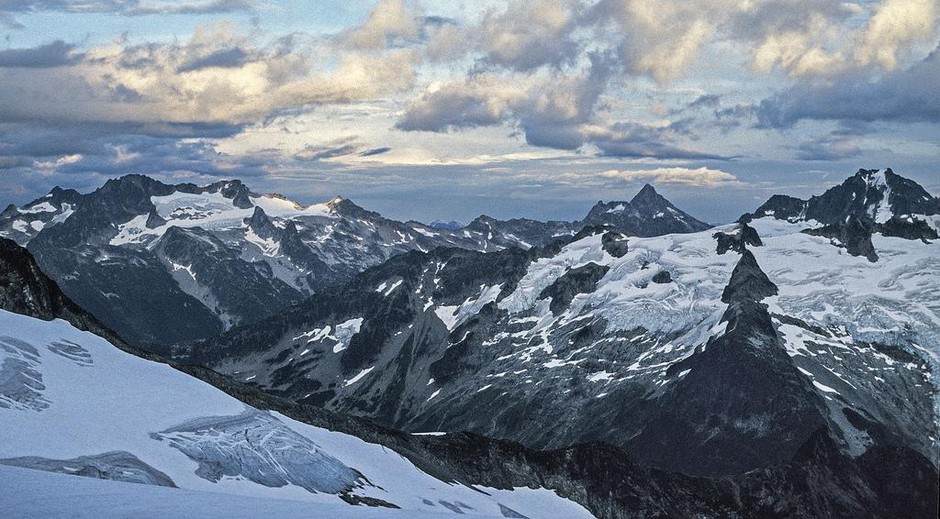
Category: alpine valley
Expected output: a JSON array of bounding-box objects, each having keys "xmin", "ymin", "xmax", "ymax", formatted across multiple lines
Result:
[{"xmin": 1, "ymin": 168, "xmax": 938, "ymax": 518}]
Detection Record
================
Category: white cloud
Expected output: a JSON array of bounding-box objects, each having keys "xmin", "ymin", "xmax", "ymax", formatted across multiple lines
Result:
[
  {"xmin": 856, "ymin": 0, "xmax": 939, "ymax": 70},
  {"xmin": 342, "ymin": 0, "xmax": 421, "ymax": 50},
  {"xmin": 0, "ymin": 20, "xmax": 420, "ymax": 127},
  {"xmin": 599, "ymin": 166, "xmax": 740, "ymax": 186}
]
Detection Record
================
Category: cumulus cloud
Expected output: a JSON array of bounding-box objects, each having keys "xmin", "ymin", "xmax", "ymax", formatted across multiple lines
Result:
[
  {"xmin": 396, "ymin": 53, "xmax": 721, "ymax": 160},
  {"xmin": 0, "ymin": 21, "xmax": 420, "ymax": 128},
  {"xmin": 342, "ymin": 0, "xmax": 421, "ymax": 50},
  {"xmin": 594, "ymin": 0, "xmax": 715, "ymax": 83},
  {"xmin": 856, "ymin": 0, "xmax": 939, "ymax": 70},
  {"xmin": 395, "ymin": 74, "xmax": 526, "ymax": 132},
  {"xmin": 478, "ymin": 0, "xmax": 581, "ymax": 71},
  {"xmin": 598, "ymin": 166, "xmax": 740, "ymax": 186}
]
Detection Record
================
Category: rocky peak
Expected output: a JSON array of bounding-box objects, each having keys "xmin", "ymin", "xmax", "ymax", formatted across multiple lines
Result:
[
  {"xmin": 326, "ymin": 197, "xmax": 373, "ymax": 219},
  {"xmin": 428, "ymin": 220, "xmax": 465, "ymax": 230},
  {"xmin": 720, "ymin": 250, "xmax": 778, "ymax": 305},
  {"xmin": 465, "ymin": 215, "xmax": 498, "ymax": 232},
  {"xmin": 245, "ymin": 206, "xmax": 278, "ymax": 240},
  {"xmin": 212, "ymin": 179, "xmax": 254, "ymax": 209},
  {"xmin": 99, "ymin": 174, "xmax": 174, "ymax": 199},
  {"xmin": 46, "ymin": 186, "xmax": 83, "ymax": 206},
  {"xmin": 714, "ymin": 222, "xmax": 763, "ymax": 255},
  {"xmin": 582, "ymin": 185, "xmax": 711, "ymax": 237},
  {"xmin": 629, "ymin": 183, "xmax": 663, "ymax": 206}
]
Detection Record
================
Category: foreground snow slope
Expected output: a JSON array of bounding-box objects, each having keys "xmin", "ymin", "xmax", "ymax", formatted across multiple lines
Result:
[
  {"xmin": 0, "ymin": 465, "xmax": 454, "ymax": 519},
  {"xmin": 0, "ymin": 309, "xmax": 592, "ymax": 518}
]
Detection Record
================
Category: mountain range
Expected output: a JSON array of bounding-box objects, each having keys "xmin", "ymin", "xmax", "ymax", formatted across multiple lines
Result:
[
  {"xmin": 0, "ymin": 175, "xmax": 708, "ymax": 350},
  {"xmin": 1, "ymin": 167, "xmax": 938, "ymax": 517}
]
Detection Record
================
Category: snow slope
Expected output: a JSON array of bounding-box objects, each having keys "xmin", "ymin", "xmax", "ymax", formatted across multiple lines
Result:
[
  {"xmin": 0, "ymin": 309, "xmax": 592, "ymax": 518},
  {"xmin": 0, "ymin": 464, "xmax": 455, "ymax": 519}
]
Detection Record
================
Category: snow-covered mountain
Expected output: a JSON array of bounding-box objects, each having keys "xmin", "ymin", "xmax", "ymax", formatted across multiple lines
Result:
[
  {"xmin": 750, "ymin": 168, "xmax": 939, "ymax": 226},
  {"xmin": 0, "ymin": 175, "xmax": 707, "ymax": 351},
  {"xmin": 180, "ymin": 169, "xmax": 938, "ymax": 489},
  {"xmin": 0, "ymin": 176, "xmax": 549, "ymax": 348},
  {"xmin": 2, "ymin": 163, "xmax": 938, "ymax": 516}
]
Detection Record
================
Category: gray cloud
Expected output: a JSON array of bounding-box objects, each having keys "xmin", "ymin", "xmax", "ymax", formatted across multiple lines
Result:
[
  {"xmin": 0, "ymin": 41, "xmax": 82, "ymax": 68},
  {"xmin": 125, "ymin": 0, "xmax": 255, "ymax": 16},
  {"xmin": 589, "ymin": 122, "xmax": 729, "ymax": 160},
  {"xmin": 794, "ymin": 134, "xmax": 862, "ymax": 161},
  {"xmin": 758, "ymin": 45, "xmax": 940, "ymax": 128},
  {"xmin": 686, "ymin": 94, "xmax": 721, "ymax": 110},
  {"xmin": 397, "ymin": 52, "xmax": 721, "ymax": 161},
  {"xmin": 176, "ymin": 46, "xmax": 249, "ymax": 72},
  {"xmin": 477, "ymin": 0, "xmax": 582, "ymax": 71},
  {"xmin": 0, "ymin": 0, "xmax": 253, "ymax": 15},
  {"xmin": 294, "ymin": 137, "xmax": 392, "ymax": 162},
  {"xmin": 395, "ymin": 83, "xmax": 508, "ymax": 132},
  {"xmin": 0, "ymin": 0, "xmax": 254, "ymax": 28},
  {"xmin": 360, "ymin": 147, "xmax": 391, "ymax": 157}
]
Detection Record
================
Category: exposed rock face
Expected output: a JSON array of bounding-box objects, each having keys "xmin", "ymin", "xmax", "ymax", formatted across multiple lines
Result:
[
  {"xmin": 0, "ymin": 238, "xmax": 127, "ymax": 347},
  {"xmin": 600, "ymin": 231, "xmax": 629, "ymax": 257},
  {"xmin": 538, "ymin": 262, "xmax": 610, "ymax": 314},
  {"xmin": 630, "ymin": 251, "xmax": 827, "ymax": 476},
  {"xmin": 747, "ymin": 168, "xmax": 939, "ymax": 261},
  {"xmin": 878, "ymin": 215, "xmax": 939, "ymax": 241},
  {"xmin": 0, "ymin": 176, "xmax": 572, "ymax": 349},
  {"xmin": 178, "ymin": 363, "xmax": 940, "ymax": 519},
  {"xmin": 714, "ymin": 221, "xmax": 763, "ymax": 254},
  {"xmin": 651, "ymin": 270, "xmax": 672, "ymax": 283},
  {"xmin": 181, "ymin": 217, "xmax": 937, "ymax": 484},
  {"xmin": 0, "ymin": 176, "xmax": 713, "ymax": 351},
  {"xmin": 803, "ymin": 215, "xmax": 879, "ymax": 262}
]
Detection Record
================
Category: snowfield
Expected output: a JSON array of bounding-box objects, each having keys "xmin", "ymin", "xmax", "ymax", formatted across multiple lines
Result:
[
  {"xmin": 0, "ymin": 464, "xmax": 456, "ymax": 519},
  {"xmin": 0, "ymin": 310, "xmax": 593, "ymax": 518}
]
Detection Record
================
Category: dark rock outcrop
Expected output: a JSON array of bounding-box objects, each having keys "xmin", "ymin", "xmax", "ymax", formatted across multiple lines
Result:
[
  {"xmin": 803, "ymin": 215, "xmax": 879, "ymax": 262},
  {"xmin": 539, "ymin": 262, "xmax": 610, "ymax": 314},
  {"xmin": 714, "ymin": 222, "xmax": 763, "ymax": 254}
]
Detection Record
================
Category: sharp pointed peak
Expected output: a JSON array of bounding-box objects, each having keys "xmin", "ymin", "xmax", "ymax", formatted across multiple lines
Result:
[{"xmin": 630, "ymin": 183, "xmax": 666, "ymax": 204}]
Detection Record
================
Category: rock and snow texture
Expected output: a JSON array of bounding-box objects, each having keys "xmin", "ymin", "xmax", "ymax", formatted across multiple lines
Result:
[
  {"xmin": 0, "ymin": 309, "xmax": 593, "ymax": 518},
  {"xmin": 189, "ymin": 171, "xmax": 938, "ymax": 468},
  {"xmin": 0, "ymin": 175, "xmax": 713, "ymax": 349}
]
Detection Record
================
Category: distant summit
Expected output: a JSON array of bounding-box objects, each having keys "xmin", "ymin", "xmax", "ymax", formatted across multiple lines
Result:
[
  {"xmin": 581, "ymin": 183, "xmax": 712, "ymax": 237},
  {"xmin": 428, "ymin": 220, "xmax": 465, "ymax": 230}
]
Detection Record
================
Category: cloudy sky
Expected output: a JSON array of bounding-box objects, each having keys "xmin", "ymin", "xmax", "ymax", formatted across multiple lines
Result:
[{"xmin": 1, "ymin": 0, "xmax": 938, "ymax": 224}]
